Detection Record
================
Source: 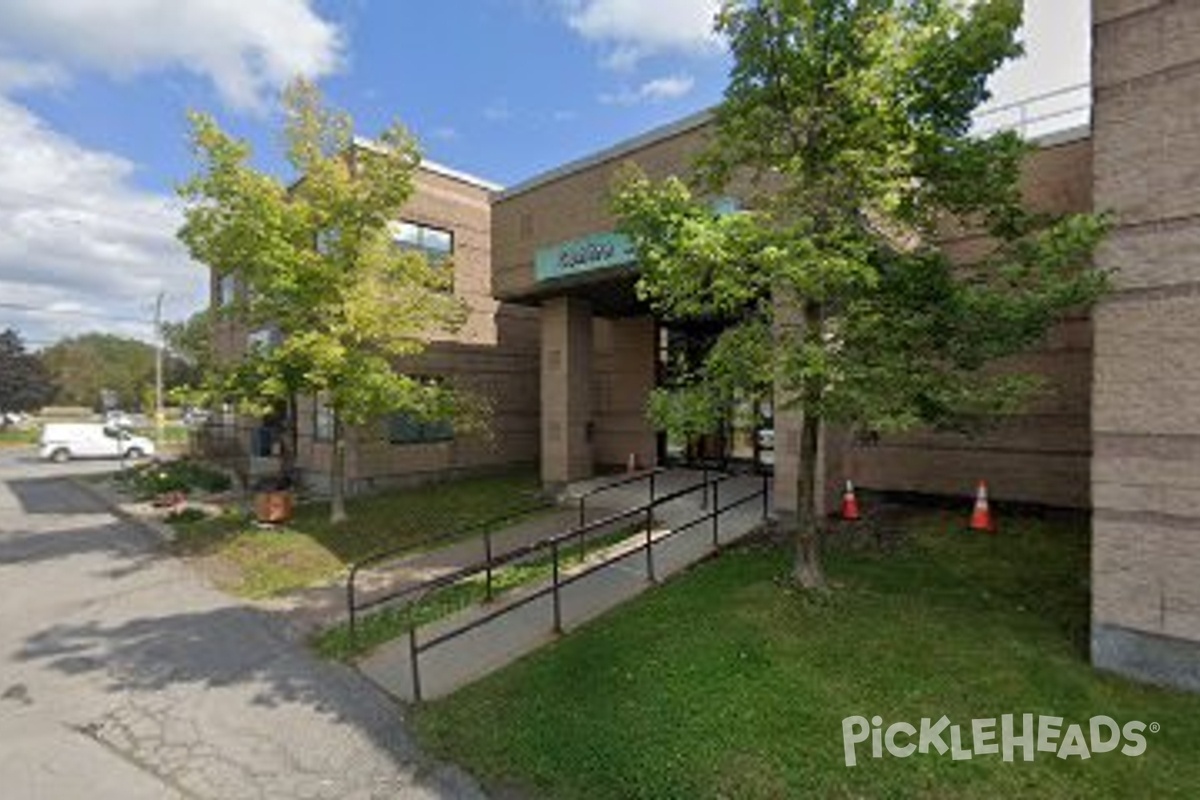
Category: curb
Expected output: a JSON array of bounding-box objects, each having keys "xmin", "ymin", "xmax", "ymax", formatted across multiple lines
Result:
[{"xmin": 69, "ymin": 475, "xmax": 178, "ymax": 544}]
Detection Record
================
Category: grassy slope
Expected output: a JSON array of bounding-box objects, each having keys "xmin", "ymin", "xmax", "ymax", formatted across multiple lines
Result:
[
  {"xmin": 170, "ymin": 470, "xmax": 545, "ymax": 599},
  {"xmin": 414, "ymin": 511, "xmax": 1200, "ymax": 799}
]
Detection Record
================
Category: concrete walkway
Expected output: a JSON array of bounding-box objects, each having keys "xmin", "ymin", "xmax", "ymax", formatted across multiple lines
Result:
[
  {"xmin": 359, "ymin": 469, "xmax": 771, "ymax": 701},
  {"xmin": 0, "ymin": 451, "xmax": 483, "ymax": 800},
  {"xmin": 266, "ymin": 495, "xmax": 638, "ymax": 638}
]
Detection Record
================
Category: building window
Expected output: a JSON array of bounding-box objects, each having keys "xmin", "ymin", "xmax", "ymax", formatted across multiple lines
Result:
[
  {"xmin": 313, "ymin": 394, "xmax": 335, "ymax": 442},
  {"xmin": 218, "ymin": 273, "xmax": 237, "ymax": 307},
  {"xmin": 387, "ymin": 411, "xmax": 454, "ymax": 445},
  {"xmin": 391, "ymin": 220, "xmax": 454, "ymax": 261}
]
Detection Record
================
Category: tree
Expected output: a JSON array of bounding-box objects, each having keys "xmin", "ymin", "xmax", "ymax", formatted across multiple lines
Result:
[
  {"xmin": 161, "ymin": 309, "xmax": 216, "ymax": 395},
  {"xmin": 613, "ymin": 0, "xmax": 1109, "ymax": 588},
  {"xmin": 40, "ymin": 333, "xmax": 157, "ymax": 409},
  {"xmin": 0, "ymin": 328, "xmax": 54, "ymax": 420},
  {"xmin": 178, "ymin": 79, "xmax": 470, "ymax": 523}
]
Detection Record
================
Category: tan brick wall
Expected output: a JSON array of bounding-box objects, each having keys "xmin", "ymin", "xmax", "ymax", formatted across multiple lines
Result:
[
  {"xmin": 846, "ymin": 138, "xmax": 1096, "ymax": 508},
  {"xmin": 1092, "ymin": 0, "xmax": 1200, "ymax": 648},
  {"xmin": 206, "ymin": 163, "xmax": 541, "ymax": 491},
  {"xmin": 493, "ymin": 122, "xmax": 712, "ymax": 301},
  {"xmin": 496, "ymin": 117, "xmax": 1096, "ymax": 507}
]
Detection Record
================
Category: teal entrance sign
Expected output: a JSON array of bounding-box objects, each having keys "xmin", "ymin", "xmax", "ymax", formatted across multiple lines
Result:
[{"xmin": 535, "ymin": 231, "xmax": 637, "ymax": 282}]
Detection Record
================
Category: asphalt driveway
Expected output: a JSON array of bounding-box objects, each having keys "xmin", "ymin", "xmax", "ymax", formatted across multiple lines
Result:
[{"xmin": 0, "ymin": 449, "xmax": 481, "ymax": 799}]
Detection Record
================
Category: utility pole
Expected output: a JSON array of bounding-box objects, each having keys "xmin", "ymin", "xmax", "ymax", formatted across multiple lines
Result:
[{"xmin": 154, "ymin": 291, "xmax": 165, "ymax": 447}]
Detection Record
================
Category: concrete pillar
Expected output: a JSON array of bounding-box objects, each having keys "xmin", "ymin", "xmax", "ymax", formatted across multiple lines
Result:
[
  {"xmin": 1090, "ymin": 0, "xmax": 1200, "ymax": 691},
  {"xmin": 541, "ymin": 296, "xmax": 594, "ymax": 486},
  {"xmin": 771, "ymin": 409, "xmax": 845, "ymax": 520},
  {"xmin": 592, "ymin": 316, "xmax": 658, "ymax": 470}
]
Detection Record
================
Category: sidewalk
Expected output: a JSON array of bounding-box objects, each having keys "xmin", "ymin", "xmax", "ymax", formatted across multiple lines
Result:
[
  {"xmin": 266, "ymin": 490, "xmax": 637, "ymax": 638},
  {"xmin": 358, "ymin": 469, "xmax": 771, "ymax": 701}
]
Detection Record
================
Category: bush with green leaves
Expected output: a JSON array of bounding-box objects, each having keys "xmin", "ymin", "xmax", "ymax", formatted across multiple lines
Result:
[{"xmin": 119, "ymin": 459, "xmax": 232, "ymax": 499}]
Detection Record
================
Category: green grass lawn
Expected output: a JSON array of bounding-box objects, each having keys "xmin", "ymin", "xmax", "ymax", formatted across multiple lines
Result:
[
  {"xmin": 413, "ymin": 509, "xmax": 1200, "ymax": 799},
  {"xmin": 0, "ymin": 427, "xmax": 38, "ymax": 446},
  {"xmin": 169, "ymin": 470, "xmax": 547, "ymax": 599}
]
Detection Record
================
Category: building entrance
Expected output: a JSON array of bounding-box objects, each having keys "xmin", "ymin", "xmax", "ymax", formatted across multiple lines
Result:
[{"xmin": 655, "ymin": 324, "xmax": 773, "ymax": 471}]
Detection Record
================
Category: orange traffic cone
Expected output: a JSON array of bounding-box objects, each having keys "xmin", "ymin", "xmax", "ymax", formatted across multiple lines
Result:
[
  {"xmin": 969, "ymin": 481, "xmax": 995, "ymax": 532},
  {"xmin": 841, "ymin": 479, "xmax": 861, "ymax": 521}
]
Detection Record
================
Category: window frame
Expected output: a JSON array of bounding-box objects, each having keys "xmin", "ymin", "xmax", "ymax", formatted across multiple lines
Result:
[
  {"xmin": 390, "ymin": 219, "xmax": 455, "ymax": 261},
  {"xmin": 313, "ymin": 393, "xmax": 336, "ymax": 443}
]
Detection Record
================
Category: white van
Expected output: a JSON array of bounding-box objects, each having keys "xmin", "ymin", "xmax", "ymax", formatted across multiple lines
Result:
[{"xmin": 39, "ymin": 423, "xmax": 156, "ymax": 462}]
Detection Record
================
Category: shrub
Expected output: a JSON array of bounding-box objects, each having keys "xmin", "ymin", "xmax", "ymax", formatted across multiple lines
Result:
[
  {"xmin": 119, "ymin": 458, "xmax": 232, "ymax": 499},
  {"xmin": 165, "ymin": 507, "xmax": 209, "ymax": 524}
]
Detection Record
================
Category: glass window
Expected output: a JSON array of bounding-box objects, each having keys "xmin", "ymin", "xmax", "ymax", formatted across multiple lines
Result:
[
  {"xmin": 390, "ymin": 220, "xmax": 454, "ymax": 261},
  {"xmin": 387, "ymin": 412, "xmax": 453, "ymax": 445},
  {"xmin": 218, "ymin": 273, "xmax": 237, "ymax": 307},
  {"xmin": 313, "ymin": 394, "xmax": 335, "ymax": 442}
]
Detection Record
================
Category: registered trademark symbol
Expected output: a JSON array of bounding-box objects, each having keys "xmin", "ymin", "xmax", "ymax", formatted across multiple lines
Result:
[{"xmin": 1149, "ymin": 722, "xmax": 1161, "ymax": 734}]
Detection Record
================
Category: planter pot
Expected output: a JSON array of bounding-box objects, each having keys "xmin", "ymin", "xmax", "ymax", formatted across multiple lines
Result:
[{"xmin": 254, "ymin": 490, "xmax": 294, "ymax": 524}]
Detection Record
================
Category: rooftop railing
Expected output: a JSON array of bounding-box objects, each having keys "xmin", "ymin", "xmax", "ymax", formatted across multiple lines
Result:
[{"xmin": 973, "ymin": 82, "xmax": 1091, "ymax": 141}]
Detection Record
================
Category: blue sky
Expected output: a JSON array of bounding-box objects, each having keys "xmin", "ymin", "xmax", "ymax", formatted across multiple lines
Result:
[{"xmin": 0, "ymin": 0, "xmax": 1089, "ymax": 347}]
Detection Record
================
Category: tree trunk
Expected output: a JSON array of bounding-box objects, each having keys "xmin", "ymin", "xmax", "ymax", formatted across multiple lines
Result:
[
  {"xmin": 330, "ymin": 415, "xmax": 348, "ymax": 524},
  {"xmin": 792, "ymin": 411, "xmax": 826, "ymax": 588},
  {"xmin": 791, "ymin": 299, "xmax": 826, "ymax": 589},
  {"xmin": 279, "ymin": 394, "xmax": 298, "ymax": 489}
]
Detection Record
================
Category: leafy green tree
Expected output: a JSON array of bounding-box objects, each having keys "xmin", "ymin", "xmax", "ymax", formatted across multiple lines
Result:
[
  {"xmin": 161, "ymin": 309, "xmax": 215, "ymax": 393},
  {"xmin": 0, "ymin": 328, "xmax": 54, "ymax": 419},
  {"xmin": 40, "ymin": 333, "xmax": 157, "ymax": 410},
  {"xmin": 178, "ymin": 79, "xmax": 470, "ymax": 522},
  {"xmin": 613, "ymin": 0, "xmax": 1109, "ymax": 587}
]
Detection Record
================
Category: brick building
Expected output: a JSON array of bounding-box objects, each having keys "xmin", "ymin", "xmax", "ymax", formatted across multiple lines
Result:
[{"xmin": 203, "ymin": 0, "xmax": 1200, "ymax": 691}]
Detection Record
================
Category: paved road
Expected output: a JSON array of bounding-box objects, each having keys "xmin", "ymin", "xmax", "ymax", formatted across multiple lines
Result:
[{"xmin": 0, "ymin": 449, "xmax": 482, "ymax": 800}]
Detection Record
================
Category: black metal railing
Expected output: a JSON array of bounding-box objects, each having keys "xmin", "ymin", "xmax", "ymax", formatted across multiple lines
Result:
[
  {"xmin": 573, "ymin": 466, "xmax": 666, "ymax": 529},
  {"xmin": 345, "ymin": 467, "xmax": 668, "ymax": 638},
  {"xmin": 392, "ymin": 469, "xmax": 770, "ymax": 701},
  {"xmin": 346, "ymin": 498, "xmax": 554, "ymax": 636}
]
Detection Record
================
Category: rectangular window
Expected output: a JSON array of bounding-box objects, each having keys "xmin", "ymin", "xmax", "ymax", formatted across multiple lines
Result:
[
  {"xmin": 390, "ymin": 220, "xmax": 454, "ymax": 261},
  {"xmin": 313, "ymin": 394, "xmax": 335, "ymax": 442},
  {"xmin": 387, "ymin": 411, "xmax": 454, "ymax": 445},
  {"xmin": 218, "ymin": 273, "xmax": 237, "ymax": 307}
]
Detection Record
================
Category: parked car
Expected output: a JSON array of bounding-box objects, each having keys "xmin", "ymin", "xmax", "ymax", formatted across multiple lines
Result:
[{"xmin": 39, "ymin": 423, "xmax": 156, "ymax": 462}]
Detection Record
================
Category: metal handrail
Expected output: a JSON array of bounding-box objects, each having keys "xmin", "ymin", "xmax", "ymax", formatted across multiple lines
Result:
[
  {"xmin": 353, "ymin": 473, "xmax": 733, "ymax": 622},
  {"xmin": 399, "ymin": 470, "xmax": 771, "ymax": 701},
  {"xmin": 346, "ymin": 497, "xmax": 555, "ymax": 635},
  {"xmin": 573, "ymin": 466, "xmax": 666, "ymax": 528}
]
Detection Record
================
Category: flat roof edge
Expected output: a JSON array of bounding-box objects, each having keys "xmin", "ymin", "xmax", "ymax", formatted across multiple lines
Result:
[
  {"xmin": 496, "ymin": 107, "xmax": 716, "ymax": 201},
  {"xmin": 1029, "ymin": 123, "xmax": 1092, "ymax": 148},
  {"xmin": 352, "ymin": 136, "xmax": 503, "ymax": 192}
]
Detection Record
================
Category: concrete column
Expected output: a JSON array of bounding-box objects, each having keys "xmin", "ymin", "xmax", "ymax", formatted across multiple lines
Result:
[
  {"xmin": 592, "ymin": 316, "xmax": 658, "ymax": 470},
  {"xmin": 1090, "ymin": 0, "xmax": 1200, "ymax": 691},
  {"xmin": 772, "ymin": 289, "xmax": 845, "ymax": 519},
  {"xmin": 771, "ymin": 409, "xmax": 845, "ymax": 520},
  {"xmin": 541, "ymin": 296, "xmax": 594, "ymax": 487}
]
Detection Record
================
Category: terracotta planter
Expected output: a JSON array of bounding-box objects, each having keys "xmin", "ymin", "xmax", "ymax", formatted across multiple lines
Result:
[{"xmin": 254, "ymin": 490, "xmax": 294, "ymax": 524}]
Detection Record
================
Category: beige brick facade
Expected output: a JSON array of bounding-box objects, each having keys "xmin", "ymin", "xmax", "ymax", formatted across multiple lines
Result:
[
  {"xmin": 493, "ymin": 115, "xmax": 1096, "ymax": 509},
  {"xmin": 1091, "ymin": 0, "xmax": 1200, "ymax": 689},
  {"xmin": 205, "ymin": 162, "xmax": 540, "ymax": 493}
]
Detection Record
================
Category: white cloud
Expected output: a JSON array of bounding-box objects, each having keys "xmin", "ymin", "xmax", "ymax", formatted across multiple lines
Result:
[
  {"xmin": 0, "ymin": 0, "xmax": 342, "ymax": 111},
  {"xmin": 563, "ymin": 0, "xmax": 723, "ymax": 69},
  {"xmin": 0, "ymin": 57, "xmax": 70, "ymax": 94},
  {"xmin": 600, "ymin": 73, "xmax": 696, "ymax": 106},
  {"xmin": 0, "ymin": 97, "xmax": 207, "ymax": 345}
]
